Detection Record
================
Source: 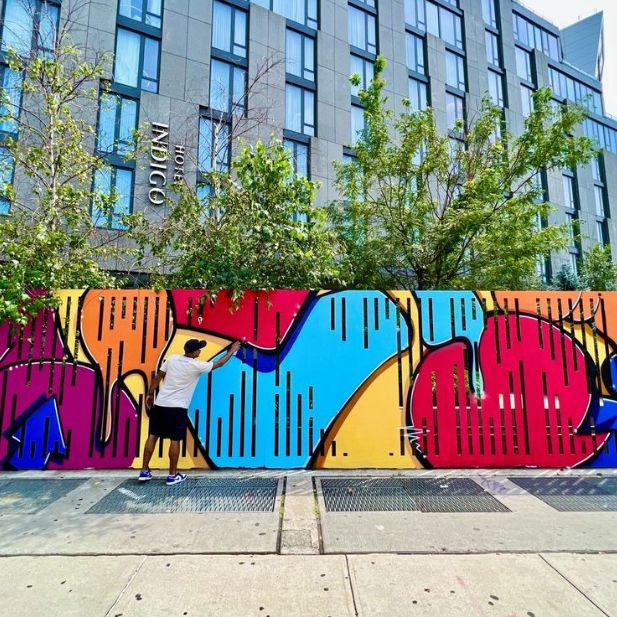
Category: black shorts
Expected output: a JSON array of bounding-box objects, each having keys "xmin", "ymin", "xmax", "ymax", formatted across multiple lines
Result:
[{"xmin": 148, "ymin": 405, "xmax": 188, "ymax": 441}]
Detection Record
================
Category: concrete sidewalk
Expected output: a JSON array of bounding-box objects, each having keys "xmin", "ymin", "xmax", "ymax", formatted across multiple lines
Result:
[{"xmin": 0, "ymin": 469, "xmax": 616, "ymax": 616}]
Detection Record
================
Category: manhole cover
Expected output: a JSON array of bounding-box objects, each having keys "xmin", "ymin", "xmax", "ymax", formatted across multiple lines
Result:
[
  {"xmin": 402, "ymin": 478, "xmax": 486, "ymax": 496},
  {"xmin": 0, "ymin": 479, "xmax": 86, "ymax": 514},
  {"xmin": 86, "ymin": 478, "xmax": 279, "ymax": 514}
]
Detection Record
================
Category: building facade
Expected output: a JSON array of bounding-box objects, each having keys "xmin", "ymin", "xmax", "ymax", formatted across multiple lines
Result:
[{"xmin": 1, "ymin": 0, "xmax": 617, "ymax": 279}]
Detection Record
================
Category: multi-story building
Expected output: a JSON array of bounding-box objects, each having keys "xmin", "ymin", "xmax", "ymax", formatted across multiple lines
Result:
[{"xmin": 1, "ymin": 0, "xmax": 616, "ymax": 280}]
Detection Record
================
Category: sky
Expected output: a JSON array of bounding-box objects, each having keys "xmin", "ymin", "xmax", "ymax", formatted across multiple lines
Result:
[{"xmin": 528, "ymin": 0, "xmax": 617, "ymax": 117}]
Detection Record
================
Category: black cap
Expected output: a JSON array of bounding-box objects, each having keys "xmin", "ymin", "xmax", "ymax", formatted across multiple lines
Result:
[{"xmin": 184, "ymin": 339, "xmax": 207, "ymax": 353}]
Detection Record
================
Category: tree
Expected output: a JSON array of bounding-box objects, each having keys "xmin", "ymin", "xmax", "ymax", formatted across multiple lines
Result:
[
  {"xmin": 551, "ymin": 264, "xmax": 581, "ymax": 291},
  {"xmin": 130, "ymin": 140, "xmax": 344, "ymax": 298},
  {"xmin": 330, "ymin": 56, "xmax": 596, "ymax": 290},
  {"xmin": 578, "ymin": 245, "xmax": 617, "ymax": 290},
  {"xmin": 0, "ymin": 0, "xmax": 133, "ymax": 324}
]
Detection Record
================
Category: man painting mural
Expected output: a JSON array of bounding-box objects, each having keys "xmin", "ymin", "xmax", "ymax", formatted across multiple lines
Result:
[{"xmin": 139, "ymin": 338, "xmax": 241, "ymax": 485}]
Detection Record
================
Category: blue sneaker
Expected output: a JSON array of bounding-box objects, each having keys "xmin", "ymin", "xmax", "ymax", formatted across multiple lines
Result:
[
  {"xmin": 138, "ymin": 470, "xmax": 152, "ymax": 482},
  {"xmin": 166, "ymin": 473, "xmax": 187, "ymax": 486}
]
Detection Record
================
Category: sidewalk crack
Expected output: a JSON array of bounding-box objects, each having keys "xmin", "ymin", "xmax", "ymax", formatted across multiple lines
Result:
[
  {"xmin": 345, "ymin": 554, "xmax": 359, "ymax": 616},
  {"xmin": 104, "ymin": 555, "xmax": 147, "ymax": 617},
  {"xmin": 539, "ymin": 554, "xmax": 611, "ymax": 617}
]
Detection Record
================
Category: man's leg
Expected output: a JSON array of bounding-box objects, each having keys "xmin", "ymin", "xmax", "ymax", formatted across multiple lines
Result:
[
  {"xmin": 141, "ymin": 434, "xmax": 159, "ymax": 471},
  {"xmin": 168, "ymin": 440, "xmax": 180, "ymax": 476}
]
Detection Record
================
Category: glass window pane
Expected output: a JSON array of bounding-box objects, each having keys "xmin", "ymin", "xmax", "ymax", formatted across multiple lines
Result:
[
  {"xmin": 210, "ymin": 59, "xmax": 229, "ymax": 112},
  {"xmin": 115, "ymin": 28, "xmax": 141, "ymax": 88},
  {"xmin": 38, "ymin": 2, "xmax": 59, "ymax": 53},
  {"xmin": 2, "ymin": 0, "xmax": 35, "ymax": 54},
  {"xmin": 351, "ymin": 105, "xmax": 365, "ymax": 145},
  {"xmin": 142, "ymin": 37, "xmax": 159, "ymax": 92},
  {"xmin": 409, "ymin": 78, "xmax": 427, "ymax": 112},
  {"xmin": 0, "ymin": 146, "xmax": 14, "ymax": 215},
  {"xmin": 286, "ymin": 83, "xmax": 302, "ymax": 132},
  {"xmin": 146, "ymin": 0, "xmax": 162, "ymax": 27},
  {"xmin": 92, "ymin": 168, "xmax": 112, "ymax": 228},
  {"xmin": 0, "ymin": 66, "xmax": 22, "ymax": 134},
  {"xmin": 233, "ymin": 8, "xmax": 247, "ymax": 56},
  {"xmin": 119, "ymin": 0, "xmax": 143, "ymax": 21},
  {"xmin": 97, "ymin": 96, "xmax": 117, "ymax": 154},
  {"xmin": 232, "ymin": 66, "xmax": 246, "ymax": 113},
  {"xmin": 426, "ymin": 2, "xmax": 439, "ymax": 37},
  {"xmin": 286, "ymin": 29, "xmax": 302, "ymax": 78},
  {"xmin": 212, "ymin": 1, "xmax": 232, "ymax": 53},
  {"xmin": 303, "ymin": 89, "xmax": 314, "ymax": 135},
  {"xmin": 112, "ymin": 168, "xmax": 133, "ymax": 230},
  {"xmin": 119, "ymin": 97, "xmax": 138, "ymax": 154}
]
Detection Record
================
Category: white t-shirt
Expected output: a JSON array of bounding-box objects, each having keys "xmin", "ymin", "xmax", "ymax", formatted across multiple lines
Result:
[{"xmin": 154, "ymin": 354, "xmax": 214, "ymax": 409}]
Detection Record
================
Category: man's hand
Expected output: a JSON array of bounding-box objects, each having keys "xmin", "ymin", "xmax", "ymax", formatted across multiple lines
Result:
[
  {"xmin": 145, "ymin": 394, "xmax": 154, "ymax": 410},
  {"xmin": 231, "ymin": 341, "xmax": 241, "ymax": 353}
]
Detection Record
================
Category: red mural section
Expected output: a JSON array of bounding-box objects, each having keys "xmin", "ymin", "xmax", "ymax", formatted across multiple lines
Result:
[
  {"xmin": 170, "ymin": 290, "xmax": 310, "ymax": 349},
  {"xmin": 410, "ymin": 313, "xmax": 609, "ymax": 467}
]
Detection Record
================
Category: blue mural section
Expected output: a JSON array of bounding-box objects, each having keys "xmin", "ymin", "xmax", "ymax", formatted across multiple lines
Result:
[
  {"xmin": 416, "ymin": 291, "xmax": 485, "ymax": 392},
  {"xmin": 590, "ymin": 354, "xmax": 617, "ymax": 467},
  {"xmin": 9, "ymin": 396, "xmax": 67, "ymax": 469},
  {"xmin": 187, "ymin": 291, "xmax": 409, "ymax": 468}
]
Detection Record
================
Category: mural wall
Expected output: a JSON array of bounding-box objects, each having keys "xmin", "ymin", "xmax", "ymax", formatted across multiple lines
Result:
[{"xmin": 1, "ymin": 290, "xmax": 616, "ymax": 470}]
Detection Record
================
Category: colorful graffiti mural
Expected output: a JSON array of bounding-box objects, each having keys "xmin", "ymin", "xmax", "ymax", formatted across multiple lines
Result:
[{"xmin": 1, "ymin": 290, "xmax": 617, "ymax": 470}]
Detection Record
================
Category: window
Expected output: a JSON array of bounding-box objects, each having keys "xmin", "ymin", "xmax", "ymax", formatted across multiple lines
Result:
[
  {"xmin": 348, "ymin": 5, "xmax": 376, "ymax": 55},
  {"xmin": 446, "ymin": 92, "xmax": 464, "ymax": 130},
  {"xmin": 284, "ymin": 139, "xmax": 309, "ymax": 178},
  {"xmin": 92, "ymin": 167, "xmax": 134, "ymax": 230},
  {"xmin": 0, "ymin": 65, "xmax": 22, "ymax": 136},
  {"xmin": 351, "ymin": 104, "xmax": 365, "ymax": 145},
  {"xmin": 446, "ymin": 51, "xmax": 465, "ymax": 91},
  {"xmin": 562, "ymin": 174, "xmax": 576, "ymax": 210},
  {"xmin": 1, "ymin": 0, "xmax": 60, "ymax": 56},
  {"xmin": 570, "ymin": 252, "xmax": 578, "ymax": 275},
  {"xmin": 285, "ymin": 83, "xmax": 314, "ymax": 135},
  {"xmin": 521, "ymin": 85, "xmax": 533, "ymax": 118},
  {"xmin": 592, "ymin": 156, "xmax": 602, "ymax": 183},
  {"xmin": 515, "ymin": 47, "xmax": 532, "ymax": 82},
  {"xmin": 482, "ymin": 0, "xmax": 497, "ymax": 28},
  {"xmin": 406, "ymin": 33, "xmax": 425, "ymax": 75},
  {"xmin": 485, "ymin": 31, "xmax": 500, "ymax": 67},
  {"xmin": 405, "ymin": 0, "xmax": 425, "ymax": 30},
  {"xmin": 212, "ymin": 1, "xmax": 247, "ymax": 59},
  {"xmin": 408, "ymin": 78, "xmax": 428, "ymax": 112},
  {"xmin": 488, "ymin": 69, "xmax": 503, "ymax": 107},
  {"xmin": 268, "ymin": 0, "xmax": 318, "ymax": 30},
  {"xmin": 114, "ymin": 28, "xmax": 160, "ymax": 92},
  {"xmin": 596, "ymin": 220, "xmax": 608, "ymax": 245},
  {"xmin": 350, "ymin": 54, "xmax": 373, "ymax": 97},
  {"xmin": 97, "ymin": 93, "xmax": 139, "ymax": 157},
  {"xmin": 549, "ymin": 68, "xmax": 602, "ymax": 115},
  {"xmin": 513, "ymin": 13, "xmax": 559, "ymax": 60},
  {"xmin": 210, "ymin": 58, "xmax": 246, "ymax": 114},
  {"xmin": 287, "ymin": 29, "xmax": 315, "ymax": 82},
  {"xmin": 0, "ymin": 146, "xmax": 14, "ymax": 215},
  {"xmin": 426, "ymin": 3, "xmax": 463, "ymax": 50},
  {"xmin": 198, "ymin": 117, "xmax": 230, "ymax": 173},
  {"xmin": 594, "ymin": 185, "xmax": 607, "ymax": 218},
  {"xmin": 119, "ymin": 0, "xmax": 163, "ymax": 29}
]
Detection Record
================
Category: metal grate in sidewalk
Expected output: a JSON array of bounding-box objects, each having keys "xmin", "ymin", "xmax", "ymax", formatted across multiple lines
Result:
[
  {"xmin": 508, "ymin": 477, "xmax": 617, "ymax": 511},
  {"xmin": 320, "ymin": 477, "xmax": 509, "ymax": 513},
  {"xmin": 0, "ymin": 479, "xmax": 86, "ymax": 514},
  {"xmin": 86, "ymin": 477, "xmax": 279, "ymax": 514}
]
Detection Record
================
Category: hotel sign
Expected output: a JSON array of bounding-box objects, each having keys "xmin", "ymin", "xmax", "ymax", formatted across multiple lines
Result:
[{"xmin": 148, "ymin": 122, "xmax": 186, "ymax": 206}]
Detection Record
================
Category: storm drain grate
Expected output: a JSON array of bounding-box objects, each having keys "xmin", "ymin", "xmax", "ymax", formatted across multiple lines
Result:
[
  {"xmin": 320, "ymin": 478, "xmax": 509, "ymax": 513},
  {"xmin": 86, "ymin": 477, "xmax": 279, "ymax": 514},
  {"xmin": 402, "ymin": 478, "xmax": 486, "ymax": 496},
  {"xmin": 0, "ymin": 479, "xmax": 86, "ymax": 514},
  {"xmin": 508, "ymin": 477, "xmax": 617, "ymax": 496},
  {"xmin": 413, "ymin": 495, "xmax": 510, "ymax": 513},
  {"xmin": 536, "ymin": 495, "xmax": 617, "ymax": 512}
]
